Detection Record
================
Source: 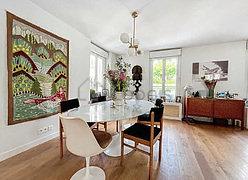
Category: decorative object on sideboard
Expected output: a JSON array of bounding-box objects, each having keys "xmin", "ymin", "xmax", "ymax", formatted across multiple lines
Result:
[
  {"xmin": 120, "ymin": 12, "xmax": 143, "ymax": 56},
  {"xmin": 183, "ymin": 84, "xmax": 193, "ymax": 97},
  {"xmin": 104, "ymin": 57, "xmax": 131, "ymax": 106},
  {"xmin": 203, "ymin": 79, "xmax": 217, "ymax": 98},
  {"xmin": 216, "ymin": 91, "xmax": 239, "ymax": 99},
  {"xmin": 175, "ymin": 96, "xmax": 181, "ymax": 103},
  {"xmin": 132, "ymin": 65, "xmax": 142, "ymax": 95},
  {"xmin": 243, "ymin": 98, "xmax": 248, "ymax": 107},
  {"xmin": 194, "ymin": 91, "xmax": 200, "ymax": 98}
]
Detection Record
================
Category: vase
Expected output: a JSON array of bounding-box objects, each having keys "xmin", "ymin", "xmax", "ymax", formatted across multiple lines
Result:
[
  {"xmin": 209, "ymin": 89, "xmax": 214, "ymax": 98},
  {"xmin": 114, "ymin": 91, "xmax": 124, "ymax": 106}
]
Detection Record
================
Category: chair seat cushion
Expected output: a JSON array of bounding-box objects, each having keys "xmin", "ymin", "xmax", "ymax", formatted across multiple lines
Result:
[
  {"xmin": 92, "ymin": 130, "xmax": 112, "ymax": 149},
  {"xmin": 123, "ymin": 123, "xmax": 161, "ymax": 142}
]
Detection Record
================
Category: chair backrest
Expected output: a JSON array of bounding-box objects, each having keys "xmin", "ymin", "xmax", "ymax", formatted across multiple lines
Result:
[
  {"xmin": 155, "ymin": 98, "xmax": 163, "ymax": 107},
  {"xmin": 150, "ymin": 105, "xmax": 164, "ymax": 122},
  {"xmin": 92, "ymin": 96, "xmax": 106, "ymax": 104},
  {"xmin": 60, "ymin": 98, "xmax": 79, "ymax": 113},
  {"xmin": 59, "ymin": 115, "xmax": 103, "ymax": 157}
]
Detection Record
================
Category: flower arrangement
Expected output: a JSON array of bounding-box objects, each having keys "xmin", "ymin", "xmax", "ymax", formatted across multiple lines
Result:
[
  {"xmin": 204, "ymin": 79, "xmax": 217, "ymax": 90},
  {"xmin": 104, "ymin": 57, "xmax": 131, "ymax": 95},
  {"xmin": 202, "ymin": 77, "xmax": 218, "ymax": 98}
]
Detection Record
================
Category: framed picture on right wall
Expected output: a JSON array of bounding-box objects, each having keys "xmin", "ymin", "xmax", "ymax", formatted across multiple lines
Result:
[{"xmin": 192, "ymin": 60, "xmax": 228, "ymax": 82}]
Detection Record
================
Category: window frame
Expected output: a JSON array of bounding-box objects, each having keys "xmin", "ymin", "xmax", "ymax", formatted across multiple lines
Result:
[
  {"xmin": 150, "ymin": 56, "xmax": 178, "ymax": 100},
  {"xmin": 90, "ymin": 52, "xmax": 106, "ymax": 93}
]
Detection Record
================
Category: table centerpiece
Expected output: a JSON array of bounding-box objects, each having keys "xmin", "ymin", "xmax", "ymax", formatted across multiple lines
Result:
[{"xmin": 104, "ymin": 57, "xmax": 131, "ymax": 106}]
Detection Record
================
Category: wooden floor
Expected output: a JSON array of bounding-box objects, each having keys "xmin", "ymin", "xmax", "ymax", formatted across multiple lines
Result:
[{"xmin": 1, "ymin": 120, "xmax": 248, "ymax": 180}]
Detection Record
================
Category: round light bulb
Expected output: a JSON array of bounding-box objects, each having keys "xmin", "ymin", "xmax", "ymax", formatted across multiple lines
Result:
[
  {"xmin": 133, "ymin": 39, "xmax": 140, "ymax": 46},
  {"xmin": 128, "ymin": 47, "xmax": 135, "ymax": 56},
  {"xmin": 137, "ymin": 49, "xmax": 144, "ymax": 56},
  {"xmin": 120, "ymin": 33, "xmax": 130, "ymax": 43}
]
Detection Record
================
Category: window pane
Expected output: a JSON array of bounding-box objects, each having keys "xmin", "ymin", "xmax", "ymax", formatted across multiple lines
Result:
[
  {"xmin": 97, "ymin": 57, "xmax": 104, "ymax": 93},
  {"xmin": 152, "ymin": 59, "xmax": 163, "ymax": 97},
  {"xmin": 165, "ymin": 58, "xmax": 177, "ymax": 101},
  {"xmin": 90, "ymin": 54, "xmax": 96, "ymax": 90}
]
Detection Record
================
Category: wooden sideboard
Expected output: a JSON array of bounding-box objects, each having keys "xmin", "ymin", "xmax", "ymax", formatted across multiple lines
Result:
[{"xmin": 185, "ymin": 97, "xmax": 245, "ymax": 130}]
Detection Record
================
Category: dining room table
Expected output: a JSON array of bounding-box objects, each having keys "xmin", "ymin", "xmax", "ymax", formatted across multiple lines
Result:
[{"xmin": 65, "ymin": 99, "xmax": 154, "ymax": 157}]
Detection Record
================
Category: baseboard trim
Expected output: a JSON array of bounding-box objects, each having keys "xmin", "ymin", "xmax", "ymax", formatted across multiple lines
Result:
[{"xmin": 0, "ymin": 131, "xmax": 59, "ymax": 162}]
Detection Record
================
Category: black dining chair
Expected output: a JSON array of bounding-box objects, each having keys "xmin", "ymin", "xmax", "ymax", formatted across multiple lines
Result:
[
  {"xmin": 121, "ymin": 108, "xmax": 163, "ymax": 180},
  {"xmin": 137, "ymin": 99, "xmax": 164, "ymax": 126},
  {"xmin": 91, "ymin": 96, "xmax": 109, "ymax": 131},
  {"xmin": 59, "ymin": 98, "xmax": 97, "ymax": 158}
]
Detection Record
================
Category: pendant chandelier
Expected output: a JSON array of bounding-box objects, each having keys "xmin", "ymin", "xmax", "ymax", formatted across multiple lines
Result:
[{"xmin": 120, "ymin": 12, "xmax": 143, "ymax": 56}]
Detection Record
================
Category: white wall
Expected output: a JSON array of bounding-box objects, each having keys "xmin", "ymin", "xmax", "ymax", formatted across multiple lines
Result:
[
  {"xmin": 122, "ymin": 41, "xmax": 248, "ymax": 102},
  {"xmin": 0, "ymin": 0, "xmax": 90, "ymax": 161},
  {"xmin": 181, "ymin": 41, "xmax": 247, "ymax": 98}
]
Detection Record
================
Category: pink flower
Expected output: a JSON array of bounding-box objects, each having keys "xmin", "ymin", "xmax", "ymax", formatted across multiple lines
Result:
[{"xmin": 120, "ymin": 74, "xmax": 126, "ymax": 81}]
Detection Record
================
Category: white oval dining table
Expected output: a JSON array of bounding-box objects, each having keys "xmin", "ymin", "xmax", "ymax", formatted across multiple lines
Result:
[{"xmin": 66, "ymin": 99, "xmax": 153, "ymax": 157}]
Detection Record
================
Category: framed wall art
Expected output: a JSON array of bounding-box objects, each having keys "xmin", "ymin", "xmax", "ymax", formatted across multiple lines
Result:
[
  {"xmin": 192, "ymin": 60, "xmax": 228, "ymax": 82},
  {"xmin": 7, "ymin": 12, "xmax": 69, "ymax": 125}
]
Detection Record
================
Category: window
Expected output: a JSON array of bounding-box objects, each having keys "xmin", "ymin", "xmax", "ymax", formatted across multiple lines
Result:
[
  {"xmin": 151, "ymin": 57, "xmax": 178, "ymax": 101},
  {"xmin": 90, "ymin": 52, "xmax": 106, "ymax": 93}
]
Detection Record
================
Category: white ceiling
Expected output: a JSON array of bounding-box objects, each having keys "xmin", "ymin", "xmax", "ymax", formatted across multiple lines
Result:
[{"xmin": 31, "ymin": 0, "xmax": 248, "ymax": 55}]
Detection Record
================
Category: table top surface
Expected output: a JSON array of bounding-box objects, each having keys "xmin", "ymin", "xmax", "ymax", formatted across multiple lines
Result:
[{"xmin": 65, "ymin": 99, "xmax": 153, "ymax": 123}]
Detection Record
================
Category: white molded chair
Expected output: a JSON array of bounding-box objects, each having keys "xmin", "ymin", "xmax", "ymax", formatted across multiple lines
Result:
[{"xmin": 59, "ymin": 115, "xmax": 112, "ymax": 180}]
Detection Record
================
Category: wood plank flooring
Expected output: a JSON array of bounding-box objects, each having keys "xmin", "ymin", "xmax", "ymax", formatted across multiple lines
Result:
[{"xmin": 1, "ymin": 120, "xmax": 248, "ymax": 180}]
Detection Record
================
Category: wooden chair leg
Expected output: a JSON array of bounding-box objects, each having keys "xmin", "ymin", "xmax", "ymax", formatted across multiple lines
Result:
[
  {"xmin": 121, "ymin": 132, "xmax": 124, "ymax": 165},
  {"xmin": 159, "ymin": 136, "xmax": 162, "ymax": 161},
  {"xmin": 116, "ymin": 121, "xmax": 119, "ymax": 132},
  {"xmin": 149, "ymin": 144, "xmax": 153, "ymax": 180},
  {"xmin": 104, "ymin": 122, "xmax": 107, "ymax": 132},
  {"xmin": 59, "ymin": 121, "xmax": 63, "ymax": 158},
  {"xmin": 135, "ymin": 142, "xmax": 138, "ymax": 149}
]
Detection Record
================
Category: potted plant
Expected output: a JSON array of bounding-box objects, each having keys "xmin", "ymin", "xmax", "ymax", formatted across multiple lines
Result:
[
  {"xmin": 104, "ymin": 57, "xmax": 131, "ymax": 105},
  {"xmin": 203, "ymin": 79, "xmax": 217, "ymax": 98}
]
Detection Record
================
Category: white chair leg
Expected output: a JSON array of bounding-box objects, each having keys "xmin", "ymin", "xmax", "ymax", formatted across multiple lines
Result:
[
  {"xmin": 70, "ymin": 156, "xmax": 105, "ymax": 180},
  {"xmin": 85, "ymin": 157, "xmax": 91, "ymax": 178}
]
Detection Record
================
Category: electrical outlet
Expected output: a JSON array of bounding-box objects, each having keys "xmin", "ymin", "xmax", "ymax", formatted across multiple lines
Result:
[
  {"xmin": 48, "ymin": 125, "xmax": 53, "ymax": 131},
  {"xmin": 43, "ymin": 127, "xmax": 48, "ymax": 133},
  {"xmin": 38, "ymin": 128, "xmax": 43, "ymax": 134}
]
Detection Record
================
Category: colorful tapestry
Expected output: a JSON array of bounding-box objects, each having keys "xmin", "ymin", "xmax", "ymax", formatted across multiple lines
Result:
[{"xmin": 7, "ymin": 12, "xmax": 69, "ymax": 125}]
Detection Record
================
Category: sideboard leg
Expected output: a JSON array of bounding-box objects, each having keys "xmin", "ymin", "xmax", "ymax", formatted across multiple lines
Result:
[{"xmin": 241, "ymin": 119, "xmax": 244, "ymax": 130}]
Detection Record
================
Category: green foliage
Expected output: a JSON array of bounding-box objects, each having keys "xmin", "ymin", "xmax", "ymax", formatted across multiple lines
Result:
[
  {"xmin": 165, "ymin": 60, "xmax": 176, "ymax": 84},
  {"xmin": 153, "ymin": 59, "xmax": 176, "ymax": 84},
  {"xmin": 51, "ymin": 81, "xmax": 57, "ymax": 95},
  {"xmin": 12, "ymin": 56, "xmax": 33, "ymax": 73},
  {"xmin": 35, "ymin": 46, "xmax": 50, "ymax": 59},
  {"xmin": 115, "ymin": 56, "xmax": 131, "ymax": 71},
  {"xmin": 49, "ymin": 64, "xmax": 67, "ymax": 79},
  {"xmin": 31, "ymin": 78, "xmax": 42, "ymax": 95},
  {"xmin": 46, "ymin": 42, "xmax": 56, "ymax": 51},
  {"xmin": 104, "ymin": 56, "xmax": 131, "ymax": 95},
  {"xmin": 54, "ymin": 52, "xmax": 67, "ymax": 65},
  {"xmin": 12, "ymin": 75, "xmax": 33, "ymax": 94},
  {"xmin": 153, "ymin": 60, "xmax": 163, "ymax": 84},
  {"xmin": 25, "ymin": 34, "xmax": 38, "ymax": 44},
  {"xmin": 56, "ymin": 78, "xmax": 67, "ymax": 92},
  {"xmin": 12, "ymin": 38, "xmax": 32, "ymax": 55}
]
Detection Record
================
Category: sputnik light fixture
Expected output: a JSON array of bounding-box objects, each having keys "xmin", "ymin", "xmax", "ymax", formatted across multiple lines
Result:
[{"xmin": 120, "ymin": 12, "xmax": 143, "ymax": 56}]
